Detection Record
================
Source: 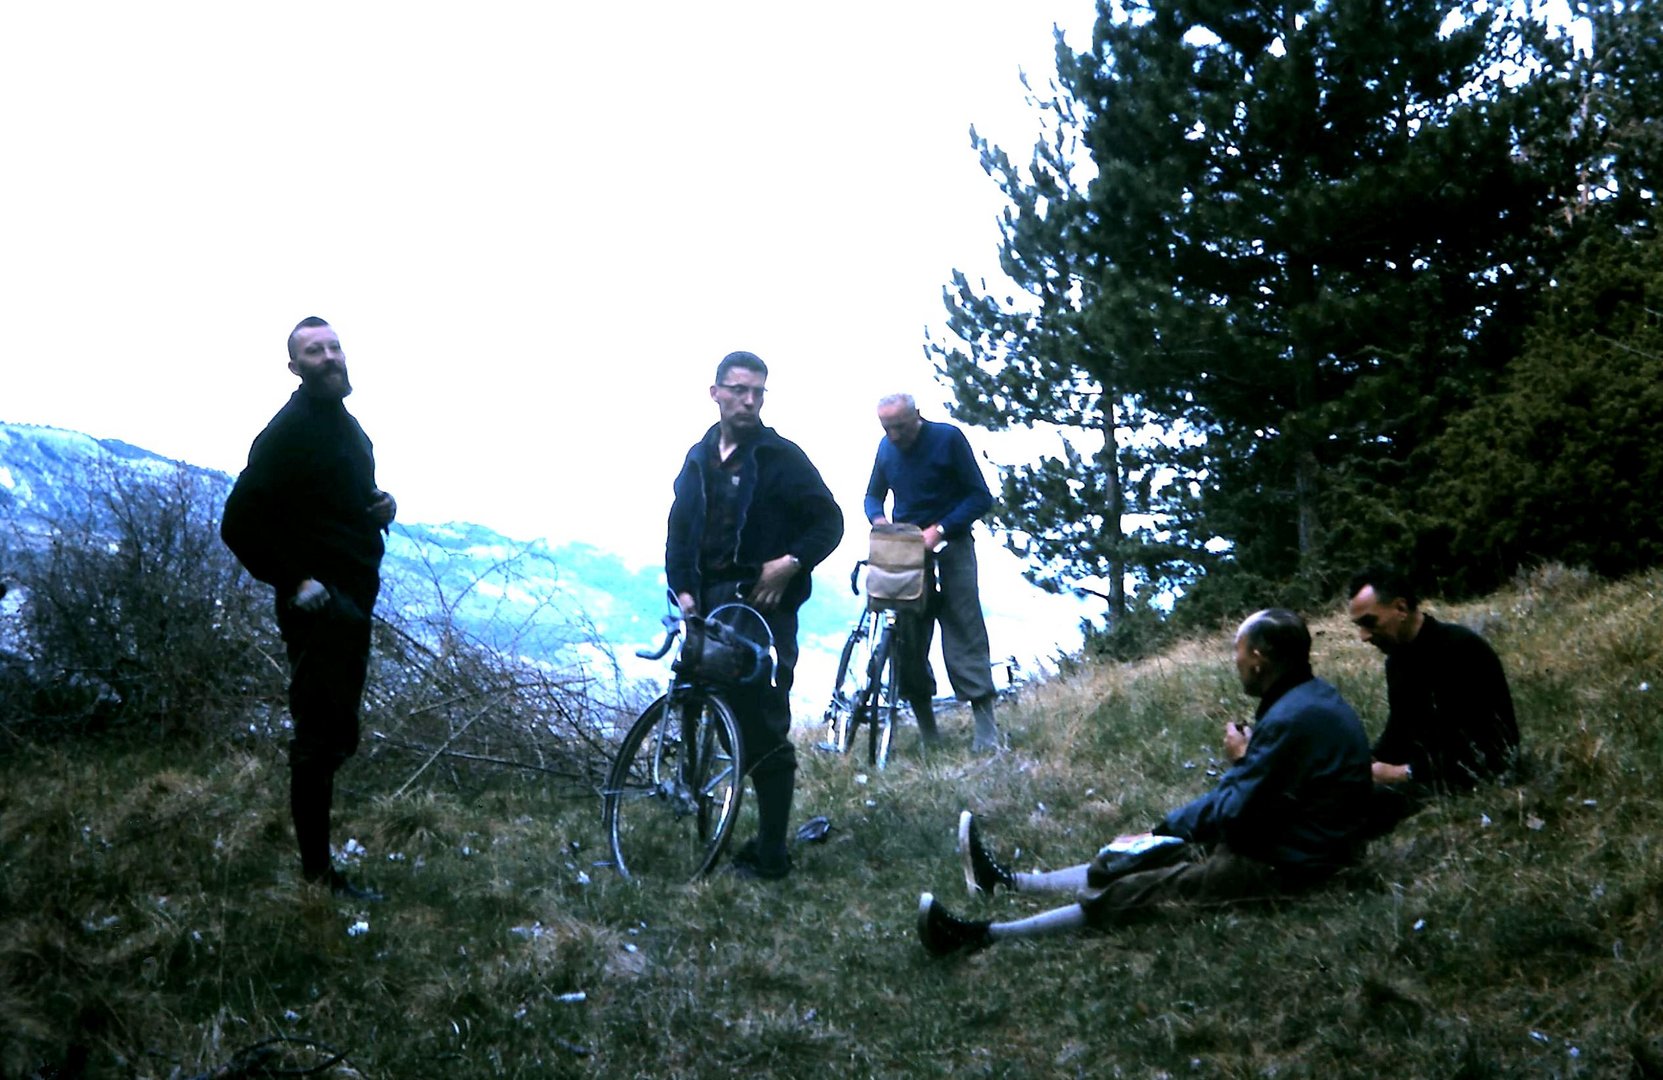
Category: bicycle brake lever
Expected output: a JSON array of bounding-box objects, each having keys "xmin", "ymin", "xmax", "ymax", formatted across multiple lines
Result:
[{"xmin": 635, "ymin": 625, "xmax": 681, "ymax": 660}]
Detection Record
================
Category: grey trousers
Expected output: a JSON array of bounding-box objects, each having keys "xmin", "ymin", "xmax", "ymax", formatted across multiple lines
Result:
[
  {"xmin": 894, "ymin": 538, "xmax": 995, "ymax": 704},
  {"xmin": 1079, "ymin": 845, "xmax": 1298, "ymax": 929}
]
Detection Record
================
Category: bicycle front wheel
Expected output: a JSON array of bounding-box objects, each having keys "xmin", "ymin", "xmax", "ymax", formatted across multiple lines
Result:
[
  {"xmin": 603, "ymin": 689, "xmax": 744, "ymax": 881},
  {"xmin": 868, "ymin": 622, "xmax": 898, "ymax": 770},
  {"xmin": 823, "ymin": 612, "xmax": 874, "ymax": 754}
]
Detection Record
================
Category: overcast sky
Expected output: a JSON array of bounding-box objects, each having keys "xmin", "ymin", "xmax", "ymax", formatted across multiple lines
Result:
[{"xmin": 3, "ymin": 1, "xmax": 1104, "ymax": 664}]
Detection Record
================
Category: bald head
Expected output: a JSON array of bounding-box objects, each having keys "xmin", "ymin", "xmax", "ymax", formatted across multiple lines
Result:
[
  {"xmin": 876, "ymin": 393, "xmax": 923, "ymax": 449},
  {"xmin": 1233, "ymin": 608, "xmax": 1311, "ymax": 697}
]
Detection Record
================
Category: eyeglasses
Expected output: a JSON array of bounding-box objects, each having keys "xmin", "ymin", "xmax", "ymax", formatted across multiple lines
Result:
[{"xmin": 717, "ymin": 383, "xmax": 767, "ymax": 401}]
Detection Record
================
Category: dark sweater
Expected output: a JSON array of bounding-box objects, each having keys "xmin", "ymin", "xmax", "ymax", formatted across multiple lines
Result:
[
  {"xmin": 666, "ymin": 424, "xmax": 843, "ymax": 610},
  {"xmin": 221, "ymin": 389, "xmax": 385, "ymax": 602},
  {"xmin": 1372, "ymin": 615, "xmax": 1519, "ymax": 789}
]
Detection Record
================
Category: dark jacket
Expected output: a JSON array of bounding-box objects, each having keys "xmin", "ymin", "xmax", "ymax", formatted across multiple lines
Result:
[
  {"xmin": 1373, "ymin": 615, "xmax": 1519, "ymax": 789},
  {"xmin": 221, "ymin": 389, "xmax": 386, "ymax": 604},
  {"xmin": 1157, "ymin": 672, "xmax": 1374, "ymax": 874},
  {"xmin": 666, "ymin": 423, "xmax": 843, "ymax": 610}
]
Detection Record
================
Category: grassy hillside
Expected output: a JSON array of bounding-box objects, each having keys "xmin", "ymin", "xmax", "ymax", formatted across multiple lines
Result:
[{"xmin": 4, "ymin": 565, "xmax": 1661, "ymax": 1078}]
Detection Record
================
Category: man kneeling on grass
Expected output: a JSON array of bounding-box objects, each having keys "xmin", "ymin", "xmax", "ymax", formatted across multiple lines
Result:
[{"xmin": 918, "ymin": 608, "xmax": 1375, "ymax": 955}]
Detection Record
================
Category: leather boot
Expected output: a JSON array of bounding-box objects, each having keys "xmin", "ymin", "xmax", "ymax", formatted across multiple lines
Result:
[
  {"xmin": 971, "ymin": 695, "xmax": 1000, "ymax": 753},
  {"xmin": 912, "ymin": 697, "xmax": 941, "ymax": 746}
]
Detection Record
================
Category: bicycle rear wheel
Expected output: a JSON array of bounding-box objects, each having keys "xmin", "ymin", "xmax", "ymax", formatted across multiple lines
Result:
[
  {"xmin": 822, "ymin": 612, "xmax": 875, "ymax": 754},
  {"xmin": 867, "ymin": 622, "xmax": 898, "ymax": 770},
  {"xmin": 603, "ymin": 689, "xmax": 744, "ymax": 881}
]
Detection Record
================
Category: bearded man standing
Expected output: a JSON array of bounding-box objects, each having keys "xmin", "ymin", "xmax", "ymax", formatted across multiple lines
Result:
[{"xmin": 222, "ymin": 316, "xmax": 395, "ymax": 900}]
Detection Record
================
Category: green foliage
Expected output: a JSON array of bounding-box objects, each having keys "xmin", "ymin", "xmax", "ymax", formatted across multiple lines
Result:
[
  {"xmin": 929, "ymin": 62, "xmax": 1202, "ymax": 623},
  {"xmin": 7, "ymin": 566, "xmax": 1663, "ymax": 1077},
  {"xmin": 1421, "ymin": 232, "xmax": 1663, "ymax": 595},
  {"xmin": 933, "ymin": 0, "xmax": 1663, "ymax": 617},
  {"xmin": 1565, "ymin": 0, "xmax": 1663, "ymax": 231}
]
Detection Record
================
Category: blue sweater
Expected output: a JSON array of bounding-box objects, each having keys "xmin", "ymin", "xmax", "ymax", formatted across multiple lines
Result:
[
  {"xmin": 862, "ymin": 419, "xmax": 993, "ymax": 540},
  {"xmin": 1157, "ymin": 673, "xmax": 1374, "ymax": 873}
]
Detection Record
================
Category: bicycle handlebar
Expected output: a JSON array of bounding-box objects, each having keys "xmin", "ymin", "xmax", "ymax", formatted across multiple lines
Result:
[
  {"xmin": 635, "ymin": 619, "xmax": 681, "ymax": 660},
  {"xmin": 635, "ymin": 590, "xmax": 684, "ymax": 659},
  {"xmin": 632, "ymin": 591, "xmax": 779, "ymax": 688}
]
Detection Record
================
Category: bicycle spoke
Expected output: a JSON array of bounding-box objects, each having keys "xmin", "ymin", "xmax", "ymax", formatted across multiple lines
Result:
[{"xmin": 604, "ymin": 692, "xmax": 745, "ymax": 881}]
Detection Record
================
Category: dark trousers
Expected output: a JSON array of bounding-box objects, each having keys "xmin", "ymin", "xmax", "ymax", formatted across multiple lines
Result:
[
  {"xmin": 275, "ymin": 581, "xmax": 376, "ymax": 878},
  {"xmin": 700, "ymin": 583, "xmax": 798, "ymax": 852}
]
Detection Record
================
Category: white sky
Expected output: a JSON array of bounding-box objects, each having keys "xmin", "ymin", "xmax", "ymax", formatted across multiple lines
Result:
[{"xmin": 3, "ymin": 1, "xmax": 1104, "ymax": 666}]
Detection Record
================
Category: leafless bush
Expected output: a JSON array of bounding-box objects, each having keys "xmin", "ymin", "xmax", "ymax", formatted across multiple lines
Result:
[
  {"xmin": 1, "ymin": 461, "xmax": 279, "ymax": 738},
  {"xmin": 359, "ymin": 616, "xmax": 626, "ymax": 799},
  {"xmin": 1, "ymin": 457, "xmax": 628, "ymax": 792}
]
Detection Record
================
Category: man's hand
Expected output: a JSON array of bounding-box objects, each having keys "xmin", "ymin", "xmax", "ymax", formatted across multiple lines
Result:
[
  {"xmin": 1223, "ymin": 721, "xmax": 1253, "ymax": 763},
  {"xmin": 746, "ymin": 555, "xmax": 800, "ymax": 613},
  {"xmin": 293, "ymin": 578, "xmax": 329, "ymax": 612},
  {"xmin": 1372, "ymin": 760, "xmax": 1412, "ymax": 784},
  {"xmin": 368, "ymin": 489, "xmax": 397, "ymax": 527},
  {"xmin": 871, "ymin": 515, "xmax": 890, "ymax": 527},
  {"xmin": 922, "ymin": 524, "xmax": 944, "ymax": 551},
  {"xmin": 677, "ymin": 591, "xmax": 698, "ymax": 617}
]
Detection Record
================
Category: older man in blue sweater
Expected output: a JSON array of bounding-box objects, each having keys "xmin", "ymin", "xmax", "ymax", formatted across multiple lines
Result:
[{"xmin": 865, "ymin": 393, "xmax": 1001, "ymax": 751}]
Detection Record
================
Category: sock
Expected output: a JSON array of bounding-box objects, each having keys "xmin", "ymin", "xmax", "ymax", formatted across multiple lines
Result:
[
  {"xmin": 1013, "ymin": 864, "xmax": 1092, "ymax": 894},
  {"xmin": 989, "ymin": 903, "xmax": 1089, "ymax": 940}
]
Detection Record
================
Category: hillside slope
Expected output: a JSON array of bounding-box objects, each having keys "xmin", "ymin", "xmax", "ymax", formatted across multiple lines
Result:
[{"xmin": 3, "ymin": 564, "xmax": 1660, "ymax": 1077}]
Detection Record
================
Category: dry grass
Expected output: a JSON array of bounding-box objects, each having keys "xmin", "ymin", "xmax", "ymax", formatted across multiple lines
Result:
[{"xmin": 4, "ymin": 566, "xmax": 1663, "ymax": 1078}]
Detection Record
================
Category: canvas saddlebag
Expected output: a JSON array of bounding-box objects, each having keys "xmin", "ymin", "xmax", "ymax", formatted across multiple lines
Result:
[{"xmin": 865, "ymin": 523, "xmax": 929, "ymax": 611}]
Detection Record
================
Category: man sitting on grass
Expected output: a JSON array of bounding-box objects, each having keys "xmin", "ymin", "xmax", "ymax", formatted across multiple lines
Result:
[
  {"xmin": 1347, "ymin": 566, "xmax": 1519, "ymax": 791},
  {"xmin": 918, "ymin": 608, "xmax": 1375, "ymax": 955},
  {"xmin": 1346, "ymin": 566, "xmax": 1520, "ymax": 838}
]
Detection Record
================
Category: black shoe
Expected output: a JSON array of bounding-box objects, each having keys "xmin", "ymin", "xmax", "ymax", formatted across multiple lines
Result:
[
  {"xmin": 917, "ymin": 892, "xmax": 992, "ymax": 956},
  {"xmin": 729, "ymin": 838, "xmax": 791, "ymax": 881},
  {"xmin": 308, "ymin": 868, "xmax": 385, "ymax": 903},
  {"xmin": 729, "ymin": 838, "xmax": 759, "ymax": 869},
  {"xmin": 959, "ymin": 811, "xmax": 1015, "ymax": 897}
]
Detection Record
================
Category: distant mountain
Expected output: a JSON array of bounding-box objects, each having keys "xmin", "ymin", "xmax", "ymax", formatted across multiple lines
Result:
[
  {"xmin": 0, "ymin": 422, "xmax": 850, "ymax": 686},
  {"xmin": 1, "ymin": 420, "xmax": 1092, "ymax": 737}
]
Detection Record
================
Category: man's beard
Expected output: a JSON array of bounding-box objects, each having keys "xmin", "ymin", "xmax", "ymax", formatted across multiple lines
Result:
[{"xmin": 302, "ymin": 365, "xmax": 353, "ymax": 399}]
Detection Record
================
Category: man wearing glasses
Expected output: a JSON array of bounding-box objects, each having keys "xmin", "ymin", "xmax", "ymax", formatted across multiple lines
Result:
[{"xmin": 665, "ymin": 351, "xmax": 844, "ymax": 880}]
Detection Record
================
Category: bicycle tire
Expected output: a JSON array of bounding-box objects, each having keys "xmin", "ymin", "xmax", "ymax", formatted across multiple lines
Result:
[
  {"xmin": 823, "ymin": 611, "xmax": 875, "ymax": 754},
  {"xmin": 867, "ymin": 622, "xmax": 898, "ymax": 769},
  {"xmin": 603, "ymin": 689, "xmax": 744, "ymax": 881}
]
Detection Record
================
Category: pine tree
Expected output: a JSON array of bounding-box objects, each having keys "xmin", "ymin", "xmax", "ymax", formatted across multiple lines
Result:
[{"xmin": 935, "ymin": 0, "xmax": 1571, "ymax": 618}]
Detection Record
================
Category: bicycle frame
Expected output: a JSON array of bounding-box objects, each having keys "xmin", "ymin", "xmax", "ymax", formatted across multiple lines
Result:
[
  {"xmin": 821, "ymin": 562, "xmax": 902, "ymax": 768},
  {"xmin": 601, "ymin": 592, "xmax": 774, "ymax": 880}
]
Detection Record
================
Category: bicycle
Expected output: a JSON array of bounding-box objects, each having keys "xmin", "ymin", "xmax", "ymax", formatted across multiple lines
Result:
[
  {"xmin": 601, "ymin": 592, "xmax": 775, "ymax": 881},
  {"xmin": 820, "ymin": 560, "xmax": 902, "ymax": 770}
]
